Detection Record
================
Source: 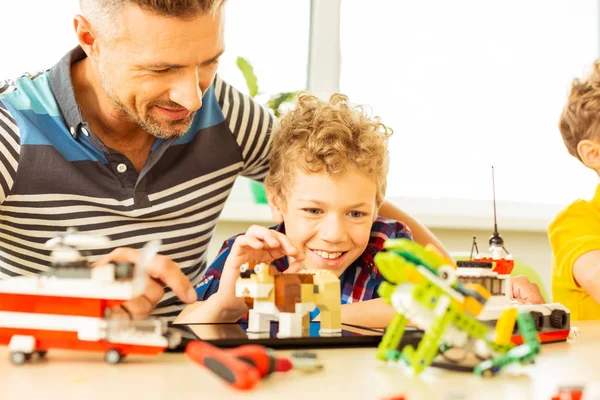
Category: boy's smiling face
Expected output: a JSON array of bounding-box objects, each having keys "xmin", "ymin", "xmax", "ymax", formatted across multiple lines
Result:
[{"xmin": 268, "ymin": 167, "xmax": 378, "ymax": 277}]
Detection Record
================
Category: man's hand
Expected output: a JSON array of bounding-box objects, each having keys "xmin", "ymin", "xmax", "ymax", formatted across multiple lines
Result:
[
  {"xmin": 215, "ymin": 225, "xmax": 304, "ymax": 311},
  {"xmin": 95, "ymin": 248, "xmax": 197, "ymax": 319},
  {"xmin": 511, "ymin": 275, "xmax": 545, "ymax": 304}
]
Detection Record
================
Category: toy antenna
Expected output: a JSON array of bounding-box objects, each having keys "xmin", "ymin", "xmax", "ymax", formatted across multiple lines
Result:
[
  {"xmin": 492, "ymin": 166, "xmax": 498, "ymax": 237},
  {"xmin": 489, "ymin": 166, "xmax": 508, "ymax": 252}
]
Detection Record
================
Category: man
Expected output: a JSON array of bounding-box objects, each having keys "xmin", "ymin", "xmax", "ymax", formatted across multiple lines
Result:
[{"xmin": 0, "ymin": 0, "xmax": 540, "ymax": 321}]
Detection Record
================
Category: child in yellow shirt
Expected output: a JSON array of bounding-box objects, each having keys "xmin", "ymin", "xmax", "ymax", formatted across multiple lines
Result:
[{"xmin": 550, "ymin": 61, "xmax": 600, "ymax": 320}]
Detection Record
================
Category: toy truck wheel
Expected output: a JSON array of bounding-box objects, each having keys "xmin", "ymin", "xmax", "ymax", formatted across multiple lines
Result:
[
  {"xmin": 549, "ymin": 309, "xmax": 567, "ymax": 329},
  {"xmin": 10, "ymin": 352, "xmax": 28, "ymax": 365},
  {"xmin": 529, "ymin": 311, "xmax": 544, "ymax": 331},
  {"xmin": 104, "ymin": 349, "xmax": 123, "ymax": 365}
]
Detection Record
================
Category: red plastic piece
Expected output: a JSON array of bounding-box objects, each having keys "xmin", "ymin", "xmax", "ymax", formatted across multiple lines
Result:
[
  {"xmin": 186, "ymin": 341, "xmax": 261, "ymax": 390},
  {"xmin": 472, "ymin": 257, "xmax": 514, "ymax": 275},
  {"xmin": 228, "ymin": 344, "xmax": 294, "ymax": 377},
  {"xmin": 551, "ymin": 386, "xmax": 584, "ymax": 400},
  {"xmin": 275, "ymin": 357, "xmax": 293, "ymax": 372},
  {"xmin": 0, "ymin": 293, "xmax": 124, "ymax": 318},
  {"xmin": 511, "ymin": 329, "xmax": 571, "ymax": 345},
  {"xmin": 0, "ymin": 328, "xmax": 165, "ymax": 356}
]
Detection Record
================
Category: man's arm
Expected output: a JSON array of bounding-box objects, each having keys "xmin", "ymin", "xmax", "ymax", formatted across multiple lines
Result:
[
  {"xmin": 573, "ymin": 250, "xmax": 600, "ymax": 304},
  {"xmin": 379, "ymin": 200, "xmax": 452, "ymax": 260}
]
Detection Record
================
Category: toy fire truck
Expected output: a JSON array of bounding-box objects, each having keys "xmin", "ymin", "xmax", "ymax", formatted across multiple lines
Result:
[
  {"xmin": 0, "ymin": 229, "xmax": 180, "ymax": 365},
  {"xmin": 456, "ymin": 168, "xmax": 572, "ymax": 344}
]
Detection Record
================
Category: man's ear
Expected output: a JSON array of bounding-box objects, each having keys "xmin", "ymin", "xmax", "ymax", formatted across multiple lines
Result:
[
  {"xmin": 577, "ymin": 139, "xmax": 600, "ymax": 170},
  {"xmin": 266, "ymin": 187, "xmax": 285, "ymax": 224},
  {"xmin": 74, "ymin": 14, "xmax": 99, "ymax": 57}
]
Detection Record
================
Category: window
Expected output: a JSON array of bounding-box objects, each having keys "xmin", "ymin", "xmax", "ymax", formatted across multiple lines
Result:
[
  {"xmin": 339, "ymin": 0, "xmax": 599, "ymax": 206},
  {"xmin": 0, "ymin": 1, "xmax": 80, "ymax": 79},
  {"xmin": 0, "ymin": 1, "xmax": 311, "ymax": 205},
  {"xmin": 218, "ymin": 0, "xmax": 310, "ymax": 97},
  {"xmin": 1, "ymin": 1, "xmax": 310, "ymax": 95},
  {"xmin": 216, "ymin": 0, "xmax": 310, "ymax": 202}
]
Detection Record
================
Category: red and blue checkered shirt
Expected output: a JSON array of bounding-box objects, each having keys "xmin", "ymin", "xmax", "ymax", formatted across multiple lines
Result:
[{"xmin": 196, "ymin": 217, "xmax": 412, "ymax": 308}]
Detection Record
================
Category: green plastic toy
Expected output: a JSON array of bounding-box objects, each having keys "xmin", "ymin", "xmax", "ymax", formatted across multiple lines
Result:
[{"xmin": 375, "ymin": 238, "xmax": 541, "ymax": 377}]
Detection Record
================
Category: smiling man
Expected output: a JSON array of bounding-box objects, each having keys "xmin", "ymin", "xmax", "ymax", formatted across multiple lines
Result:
[
  {"xmin": 0, "ymin": 0, "xmax": 273, "ymax": 320},
  {"xmin": 0, "ymin": 0, "xmax": 467, "ymax": 322}
]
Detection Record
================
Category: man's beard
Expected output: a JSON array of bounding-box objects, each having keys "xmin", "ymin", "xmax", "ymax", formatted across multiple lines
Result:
[{"xmin": 100, "ymin": 74, "xmax": 195, "ymax": 140}]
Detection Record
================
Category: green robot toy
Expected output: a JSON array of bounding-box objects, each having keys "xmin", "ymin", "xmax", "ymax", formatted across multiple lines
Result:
[{"xmin": 375, "ymin": 239, "xmax": 541, "ymax": 377}]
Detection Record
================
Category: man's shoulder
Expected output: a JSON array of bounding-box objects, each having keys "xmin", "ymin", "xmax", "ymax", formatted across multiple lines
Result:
[
  {"xmin": 0, "ymin": 71, "xmax": 58, "ymax": 115},
  {"xmin": 211, "ymin": 75, "xmax": 274, "ymax": 134}
]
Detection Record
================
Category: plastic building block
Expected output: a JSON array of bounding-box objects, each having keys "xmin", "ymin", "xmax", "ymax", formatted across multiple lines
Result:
[
  {"xmin": 0, "ymin": 229, "xmax": 180, "ymax": 365},
  {"xmin": 375, "ymin": 238, "xmax": 541, "ymax": 377},
  {"xmin": 236, "ymin": 262, "xmax": 342, "ymax": 338},
  {"xmin": 550, "ymin": 385, "xmax": 584, "ymax": 400}
]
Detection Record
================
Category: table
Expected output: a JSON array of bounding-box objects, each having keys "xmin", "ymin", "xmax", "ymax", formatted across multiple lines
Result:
[{"xmin": 1, "ymin": 321, "xmax": 599, "ymax": 400}]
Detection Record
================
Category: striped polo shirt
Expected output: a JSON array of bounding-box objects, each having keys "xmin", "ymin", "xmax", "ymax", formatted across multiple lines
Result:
[{"xmin": 0, "ymin": 47, "xmax": 273, "ymax": 320}]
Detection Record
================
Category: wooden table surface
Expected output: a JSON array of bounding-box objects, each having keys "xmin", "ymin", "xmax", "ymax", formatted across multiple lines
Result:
[{"xmin": 1, "ymin": 321, "xmax": 599, "ymax": 400}]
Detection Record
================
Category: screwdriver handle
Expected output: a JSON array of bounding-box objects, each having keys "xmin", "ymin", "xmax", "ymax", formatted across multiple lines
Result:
[{"xmin": 185, "ymin": 341, "xmax": 261, "ymax": 390}]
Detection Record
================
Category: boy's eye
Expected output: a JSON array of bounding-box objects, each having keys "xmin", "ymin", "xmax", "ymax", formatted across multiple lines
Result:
[
  {"xmin": 302, "ymin": 208, "xmax": 323, "ymax": 215},
  {"xmin": 349, "ymin": 211, "xmax": 366, "ymax": 218},
  {"xmin": 150, "ymin": 68, "xmax": 170, "ymax": 74}
]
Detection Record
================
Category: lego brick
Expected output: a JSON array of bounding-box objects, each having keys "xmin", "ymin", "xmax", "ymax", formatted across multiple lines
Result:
[{"xmin": 274, "ymin": 275, "xmax": 303, "ymax": 313}]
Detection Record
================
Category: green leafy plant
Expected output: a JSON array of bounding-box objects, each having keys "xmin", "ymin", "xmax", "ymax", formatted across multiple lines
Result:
[
  {"xmin": 236, "ymin": 56, "xmax": 299, "ymax": 117},
  {"xmin": 235, "ymin": 57, "xmax": 300, "ymax": 205}
]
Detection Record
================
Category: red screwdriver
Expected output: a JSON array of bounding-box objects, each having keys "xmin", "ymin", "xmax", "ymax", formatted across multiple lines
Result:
[{"xmin": 185, "ymin": 341, "xmax": 292, "ymax": 390}]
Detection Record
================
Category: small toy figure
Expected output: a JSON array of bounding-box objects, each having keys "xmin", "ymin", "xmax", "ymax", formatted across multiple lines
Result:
[
  {"xmin": 0, "ymin": 229, "xmax": 180, "ymax": 365},
  {"xmin": 375, "ymin": 238, "xmax": 541, "ymax": 377},
  {"xmin": 235, "ymin": 261, "xmax": 342, "ymax": 338},
  {"xmin": 456, "ymin": 168, "xmax": 573, "ymax": 344}
]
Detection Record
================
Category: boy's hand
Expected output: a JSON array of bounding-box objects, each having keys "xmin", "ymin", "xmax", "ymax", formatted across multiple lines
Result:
[
  {"xmin": 215, "ymin": 225, "xmax": 304, "ymax": 310},
  {"xmin": 511, "ymin": 275, "xmax": 545, "ymax": 304}
]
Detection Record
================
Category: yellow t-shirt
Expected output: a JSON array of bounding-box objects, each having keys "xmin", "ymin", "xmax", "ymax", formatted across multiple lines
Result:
[{"xmin": 549, "ymin": 184, "xmax": 600, "ymax": 320}]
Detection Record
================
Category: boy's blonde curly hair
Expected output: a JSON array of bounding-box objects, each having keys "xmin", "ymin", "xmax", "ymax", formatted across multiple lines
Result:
[
  {"xmin": 559, "ymin": 61, "xmax": 600, "ymax": 162},
  {"xmin": 265, "ymin": 92, "xmax": 392, "ymax": 207}
]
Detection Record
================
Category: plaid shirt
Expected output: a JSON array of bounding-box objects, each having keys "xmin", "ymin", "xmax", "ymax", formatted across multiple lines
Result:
[{"xmin": 196, "ymin": 217, "xmax": 413, "ymax": 311}]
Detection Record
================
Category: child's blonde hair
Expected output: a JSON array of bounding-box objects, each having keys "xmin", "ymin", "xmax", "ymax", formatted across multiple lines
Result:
[
  {"xmin": 559, "ymin": 61, "xmax": 600, "ymax": 162},
  {"xmin": 265, "ymin": 92, "xmax": 392, "ymax": 207}
]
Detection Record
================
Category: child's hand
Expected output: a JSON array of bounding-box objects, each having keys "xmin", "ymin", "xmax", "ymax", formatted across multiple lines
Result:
[
  {"xmin": 511, "ymin": 275, "xmax": 545, "ymax": 304},
  {"xmin": 215, "ymin": 225, "xmax": 304, "ymax": 309}
]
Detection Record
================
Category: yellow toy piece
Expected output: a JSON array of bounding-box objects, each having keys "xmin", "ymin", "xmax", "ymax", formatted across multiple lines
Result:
[
  {"xmin": 464, "ymin": 283, "xmax": 491, "ymax": 317},
  {"xmin": 494, "ymin": 308, "xmax": 518, "ymax": 346}
]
